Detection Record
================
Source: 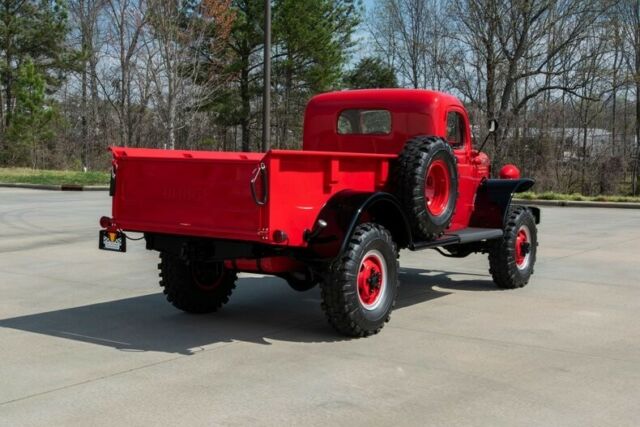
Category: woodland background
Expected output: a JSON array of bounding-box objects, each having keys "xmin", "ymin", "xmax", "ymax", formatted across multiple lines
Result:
[{"xmin": 0, "ymin": 0, "xmax": 638, "ymax": 195}]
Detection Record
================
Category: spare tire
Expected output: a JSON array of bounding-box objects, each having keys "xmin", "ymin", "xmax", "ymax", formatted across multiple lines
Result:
[{"xmin": 395, "ymin": 136, "xmax": 458, "ymax": 241}]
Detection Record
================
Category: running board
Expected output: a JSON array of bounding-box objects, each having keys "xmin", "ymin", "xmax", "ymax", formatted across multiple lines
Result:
[{"xmin": 409, "ymin": 227, "xmax": 503, "ymax": 251}]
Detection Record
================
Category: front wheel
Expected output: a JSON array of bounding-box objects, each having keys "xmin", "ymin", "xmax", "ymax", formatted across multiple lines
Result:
[
  {"xmin": 488, "ymin": 206, "xmax": 538, "ymax": 289},
  {"xmin": 320, "ymin": 223, "xmax": 399, "ymax": 337}
]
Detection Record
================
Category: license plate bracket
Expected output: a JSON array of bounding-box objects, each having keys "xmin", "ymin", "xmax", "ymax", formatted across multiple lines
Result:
[{"xmin": 99, "ymin": 230, "xmax": 127, "ymax": 252}]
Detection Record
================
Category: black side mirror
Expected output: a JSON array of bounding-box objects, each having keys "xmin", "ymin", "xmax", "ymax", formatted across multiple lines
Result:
[
  {"xmin": 478, "ymin": 119, "xmax": 498, "ymax": 152},
  {"xmin": 488, "ymin": 119, "xmax": 498, "ymax": 134}
]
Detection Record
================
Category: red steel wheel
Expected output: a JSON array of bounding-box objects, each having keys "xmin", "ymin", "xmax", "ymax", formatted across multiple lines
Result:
[
  {"xmin": 191, "ymin": 261, "xmax": 224, "ymax": 291},
  {"xmin": 357, "ymin": 250, "xmax": 387, "ymax": 310},
  {"xmin": 424, "ymin": 159, "xmax": 451, "ymax": 216},
  {"xmin": 320, "ymin": 223, "xmax": 399, "ymax": 336},
  {"xmin": 514, "ymin": 225, "xmax": 531, "ymax": 270},
  {"xmin": 488, "ymin": 206, "xmax": 537, "ymax": 289}
]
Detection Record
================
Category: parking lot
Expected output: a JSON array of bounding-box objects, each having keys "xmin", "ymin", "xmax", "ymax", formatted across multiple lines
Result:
[{"xmin": 1, "ymin": 188, "xmax": 639, "ymax": 426}]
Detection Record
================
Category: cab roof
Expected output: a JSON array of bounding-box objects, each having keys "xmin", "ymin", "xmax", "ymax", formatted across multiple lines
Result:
[{"xmin": 307, "ymin": 89, "xmax": 464, "ymax": 115}]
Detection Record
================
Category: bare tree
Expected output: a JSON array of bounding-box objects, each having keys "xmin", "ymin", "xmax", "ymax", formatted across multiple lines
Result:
[
  {"xmin": 616, "ymin": 0, "xmax": 640, "ymax": 195},
  {"xmin": 368, "ymin": 0, "xmax": 451, "ymax": 89},
  {"xmin": 448, "ymin": 0, "xmax": 608, "ymax": 167},
  {"xmin": 146, "ymin": 0, "xmax": 233, "ymax": 149},
  {"xmin": 99, "ymin": 0, "xmax": 149, "ymax": 147},
  {"xmin": 70, "ymin": 0, "xmax": 106, "ymax": 168}
]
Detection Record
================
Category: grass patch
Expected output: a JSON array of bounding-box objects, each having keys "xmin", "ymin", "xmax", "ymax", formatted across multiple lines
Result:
[
  {"xmin": 0, "ymin": 168, "xmax": 110, "ymax": 186},
  {"xmin": 517, "ymin": 191, "xmax": 640, "ymax": 203}
]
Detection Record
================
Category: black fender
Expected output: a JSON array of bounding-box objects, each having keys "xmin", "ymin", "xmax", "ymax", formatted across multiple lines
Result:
[
  {"xmin": 470, "ymin": 178, "xmax": 538, "ymax": 229},
  {"xmin": 306, "ymin": 190, "xmax": 412, "ymax": 259}
]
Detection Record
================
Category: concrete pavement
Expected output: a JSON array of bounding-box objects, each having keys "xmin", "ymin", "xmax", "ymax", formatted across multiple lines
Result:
[{"xmin": 1, "ymin": 188, "xmax": 639, "ymax": 426}]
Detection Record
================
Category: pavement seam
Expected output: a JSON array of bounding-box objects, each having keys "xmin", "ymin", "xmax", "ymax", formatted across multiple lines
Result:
[
  {"xmin": 532, "ymin": 274, "xmax": 640, "ymax": 290},
  {"xmin": 387, "ymin": 324, "xmax": 640, "ymax": 364},
  {"xmin": 0, "ymin": 267, "xmax": 158, "ymax": 293},
  {"xmin": 0, "ymin": 342, "xmax": 236, "ymax": 408},
  {"xmin": 0, "ymin": 315, "xmax": 321, "ymax": 408},
  {"xmin": 538, "ymin": 235, "xmax": 640, "ymax": 265}
]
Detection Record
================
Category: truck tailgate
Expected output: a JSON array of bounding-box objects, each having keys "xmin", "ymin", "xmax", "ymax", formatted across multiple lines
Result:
[{"xmin": 110, "ymin": 147, "xmax": 266, "ymax": 241}]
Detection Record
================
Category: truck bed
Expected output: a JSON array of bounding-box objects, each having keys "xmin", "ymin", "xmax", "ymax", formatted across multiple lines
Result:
[{"xmin": 110, "ymin": 147, "xmax": 395, "ymax": 247}]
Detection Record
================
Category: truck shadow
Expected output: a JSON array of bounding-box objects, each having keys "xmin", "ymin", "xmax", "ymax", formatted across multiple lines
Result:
[{"xmin": 0, "ymin": 269, "xmax": 496, "ymax": 354}]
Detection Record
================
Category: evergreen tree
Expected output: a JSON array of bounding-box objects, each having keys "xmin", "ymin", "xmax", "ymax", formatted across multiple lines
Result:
[
  {"xmin": 272, "ymin": 0, "xmax": 360, "ymax": 148},
  {"xmin": 0, "ymin": 0, "xmax": 75, "ymax": 163},
  {"xmin": 6, "ymin": 59, "xmax": 57, "ymax": 167},
  {"xmin": 344, "ymin": 57, "xmax": 398, "ymax": 89},
  {"xmin": 199, "ymin": 0, "xmax": 360, "ymax": 151}
]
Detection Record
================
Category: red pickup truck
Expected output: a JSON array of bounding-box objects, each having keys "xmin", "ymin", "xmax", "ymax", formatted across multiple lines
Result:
[{"xmin": 99, "ymin": 89, "xmax": 539, "ymax": 337}]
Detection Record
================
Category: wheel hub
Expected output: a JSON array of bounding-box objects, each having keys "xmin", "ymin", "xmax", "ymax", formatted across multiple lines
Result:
[
  {"xmin": 191, "ymin": 261, "xmax": 224, "ymax": 291},
  {"xmin": 515, "ymin": 226, "xmax": 531, "ymax": 269},
  {"xmin": 367, "ymin": 270, "xmax": 381, "ymax": 289},
  {"xmin": 357, "ymin": 250, "xmax": 387, "ymax": 310},
  {"xmin": 424, "ymin": 159, "xmax": 451, "ymax": 216}
]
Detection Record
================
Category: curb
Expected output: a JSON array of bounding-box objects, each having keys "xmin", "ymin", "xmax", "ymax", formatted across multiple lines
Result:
[
  {"xmin": 0, "ymin": 183, "xmax": 109, "ymax": 191},
  {"xmin": 515, "ymin": 199, "xmax": 640, "ymax": 209},
  {"xmin": 2, "ymin": 183, "xmax": 638, "ymax": 208}
]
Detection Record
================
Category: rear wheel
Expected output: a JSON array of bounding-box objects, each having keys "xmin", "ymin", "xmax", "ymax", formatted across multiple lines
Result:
[
  {"xmin": 488, "ymin": 206, "xmax": 538, "ymax": 289},
  {"xmin": 158, "ymin": 252, "xmax": 237, "ymax": 313},
  {"xmin": 395, "ymin": 136, "xmax": 458, "ymax": 240},
  {"xmin": 320, "ymin": 223, "xmax": 399, "ymax": 337}
]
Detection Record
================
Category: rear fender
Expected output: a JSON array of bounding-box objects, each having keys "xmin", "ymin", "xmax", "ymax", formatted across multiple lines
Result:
[
  {"xmin": 306, "ymin": 190, "xmax": 411, "ymax": 259},
  {"xmin": 470, "ymin": 178, "xmax": 536, "ymax": 228},
  {"xmin": 527, "ymin": 206, "xmax": 541, "ymax": 224}
]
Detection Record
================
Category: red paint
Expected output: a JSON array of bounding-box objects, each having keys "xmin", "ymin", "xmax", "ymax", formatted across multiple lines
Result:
[
  {"xmin": 110, "ymin": 148, "xmax": 394, "ymax": 247},
  {"xmin": 515, "ymin": 228, "xmax": 528, "ymax": 267},
  {"xmin": 499, "ymin": 164, "xmax": 521, "ymax": 180},
  {"xmin": 106, "ymin": 89, "xmax": 495, "ymax": 259},
  {"xmin": 357, "ymin": 252, "xmax": 384, "ymax": 307},
  {"xmin": 425, "ymin": 159, "xmax": 451, "ymax": 216},
  {"xmin": 224, "ymin": 257, "xmax": 305, "ymax": 274}
]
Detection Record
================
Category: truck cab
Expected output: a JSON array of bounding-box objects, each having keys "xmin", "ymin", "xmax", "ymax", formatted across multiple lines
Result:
[{"xmin": 303, "ymin": 89, "xmax": 491, "ymax": 231}]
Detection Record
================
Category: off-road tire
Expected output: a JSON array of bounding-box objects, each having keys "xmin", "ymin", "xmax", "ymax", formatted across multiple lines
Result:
[
  {"xmin": 320, "ymin": 223, "xmax": 399, "ymax": 337},
  {"xmin": 488, "ymin": 206, "xmax": 538, "ymax": 289},
  {"xmin": 395, "ymin": 136, "xmax": 458, "ymax": 240},
  {"xmin": 158, "ymin": 252, "xmax": 237, "ymax": 313}
]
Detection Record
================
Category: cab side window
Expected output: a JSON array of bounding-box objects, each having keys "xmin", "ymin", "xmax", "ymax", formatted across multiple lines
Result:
[
  {"xmin": 337, "ymin": 109, "xmax": 391, "ymax": 135},
  {"xmin": 446, "ymin": 112, "xmax": 465, "ymax": 149}
]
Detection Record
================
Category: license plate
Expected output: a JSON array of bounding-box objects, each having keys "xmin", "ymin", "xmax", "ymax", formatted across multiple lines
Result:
[{"xmin": 99, "ymin": 230, "xmax": 127, "ymax": 252}]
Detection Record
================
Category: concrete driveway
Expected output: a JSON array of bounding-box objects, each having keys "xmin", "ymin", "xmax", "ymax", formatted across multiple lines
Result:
[{"xmin": 1, "ymin": 188, "xmax": 639, "ymax": 426}]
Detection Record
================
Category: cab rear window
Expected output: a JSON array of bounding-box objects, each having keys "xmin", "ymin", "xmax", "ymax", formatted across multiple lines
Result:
[{"xmin": 337, "ymin": 109, "xmax": 391, "ymax": 135}]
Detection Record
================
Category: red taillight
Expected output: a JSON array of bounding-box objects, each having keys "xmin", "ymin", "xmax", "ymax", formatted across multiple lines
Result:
[{"xmin": 99, "ymin": 216, "xmax": 112, "ymax": 229}]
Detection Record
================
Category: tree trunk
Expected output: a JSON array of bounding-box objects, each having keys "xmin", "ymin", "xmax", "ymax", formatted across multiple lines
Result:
[
  {"xmin": 168, "ymin": 98, "xmax": 176, "ymax": 150},
  {"xmin": 633, "ymin": 78, "xmax": 640, "ymax": 195},
  {"xmin": 240, "ymin": 53, "xmax": 250, "ymax": 152},
  {"xmin": 633, "ymin": 1, "xmax": 640, "ymax": 195}
]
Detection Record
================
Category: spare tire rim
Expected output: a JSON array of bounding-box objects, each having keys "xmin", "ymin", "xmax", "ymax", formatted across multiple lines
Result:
[
  {"xmin": 357, "ymin": 250, "xmax": 387, "ymax": 311},
  {"xmin": 425, "ymin": 159, "xmax": 451, "ymax": 216},
  {"xmin": 191, "ymin": 262, "xmax": 224, "ymax": 291},
  {"xmin": 515, "ymin": 225, "xmax": 531, "ymax": 270}
]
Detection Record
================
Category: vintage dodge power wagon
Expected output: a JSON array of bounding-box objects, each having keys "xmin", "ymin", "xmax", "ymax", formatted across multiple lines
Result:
[{"xmin": 99, "ymin": 89, "xmax": 539, "ymax": 337}]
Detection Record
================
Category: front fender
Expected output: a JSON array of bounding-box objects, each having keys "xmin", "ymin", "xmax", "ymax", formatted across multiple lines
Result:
[
  {"xmin": 306, "ymin": 190, "xmax": 412, "ymax": 259},
  {"xmin": 470, "ymin": 178, "xmax": 536, "ymax": 228}
]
